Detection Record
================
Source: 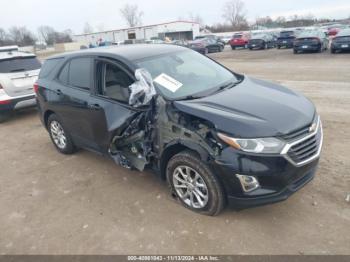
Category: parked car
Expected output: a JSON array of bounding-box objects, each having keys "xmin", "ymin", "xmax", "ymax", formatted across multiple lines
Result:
[
  {"xmin": 35, "ymin": 44, "xmax": 323, "ymax": 216},
  {"xmin": 189, "ymin": 38, "xmax": 223, "ymax": 54},
  {"xmin": 220, "ymin": 36, "xmax": 232, "ymax": 45},
  {"xmin": 328, "ymin": 28, "xmax": 340, "ymax": 37},
  {"xmin": 331, "ymin": 29, "xmax": 350, "ymax": 53},
  {"xmin": 229, "ymin": 32, "xmax": 250, "ymax": 49},
  {"xmin": 248, "ymin": 34, "xmax": 275, "ymax": 50},
  {"xmin": 195, "ymin": 35, "xmax": 226, "ymax": 46},
  {"xmin": 293, "ymin": 30, "xmax": 329, "ymax": 54},
  {"xmin": 276, "ymin": 31, "xmax": 296, "ymax": 49},
  {"xmin": 170, "ymin": 39, "xmax": 188, "ymax": 47},
  {"xmin": 0, "ymin": 46, "xmax": 41, "ymax": 122}
]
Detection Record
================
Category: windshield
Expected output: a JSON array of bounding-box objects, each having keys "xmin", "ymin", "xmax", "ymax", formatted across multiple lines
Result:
[
  {"xmin": 280, "ymin": 31, "xmax": 294, "ymax": 38},
  {"xmin": 135, "ymin": 50, "xmax": 238, "ymax": 100},
  {"xmin": 0, "ymin": 56, "xmax": 41, "ymax": 73}
]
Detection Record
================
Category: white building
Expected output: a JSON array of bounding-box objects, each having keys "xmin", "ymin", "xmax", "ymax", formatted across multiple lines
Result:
[{"xmin": 73, "ymin": 21, "xmax": 200, "ymax": 45}]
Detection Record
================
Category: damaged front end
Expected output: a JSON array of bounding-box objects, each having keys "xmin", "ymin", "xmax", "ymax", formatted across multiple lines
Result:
[{"xmin": 108, "ymin": 68, "xmax": 222, "ymax": 173}]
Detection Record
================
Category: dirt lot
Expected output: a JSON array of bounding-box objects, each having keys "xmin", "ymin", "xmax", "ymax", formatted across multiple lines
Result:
[{"xmin": 0, "ymin": 48, "xmax": 349, "ymax": 255}]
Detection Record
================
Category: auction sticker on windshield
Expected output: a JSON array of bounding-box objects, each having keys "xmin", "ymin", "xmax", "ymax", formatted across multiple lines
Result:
[{"xmin": 154, "ymin": 73, "xmax": 183, "ymax": 93}]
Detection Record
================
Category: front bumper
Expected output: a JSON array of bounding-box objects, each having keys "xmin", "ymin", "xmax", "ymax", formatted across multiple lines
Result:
[
  {"xmin": 0, "ymin": 94, "xmax": 36, "ymax": 112},
  {"xmin": 190, "ymin": 47, "xmax": 206, "ymax": 54},
  {"xmin": 211, "ymin": 150, "xmax": 320, "ymax": 209}
]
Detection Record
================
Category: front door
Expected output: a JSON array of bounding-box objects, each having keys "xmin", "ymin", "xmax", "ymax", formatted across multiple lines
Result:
[{"xmin": 86, "ymin": 58, "xmax": 139, "ymax": 153}]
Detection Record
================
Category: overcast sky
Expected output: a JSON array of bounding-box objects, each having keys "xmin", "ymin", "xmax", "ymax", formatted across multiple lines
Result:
[{"xmin": 1, "ymin": 0, "xmax": 350, "ymax": 34}]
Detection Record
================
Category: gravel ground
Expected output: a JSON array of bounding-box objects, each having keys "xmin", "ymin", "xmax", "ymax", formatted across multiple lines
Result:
[{"xmin": 0, "ymin": 47, "xmax": 349, "ymax": 255}]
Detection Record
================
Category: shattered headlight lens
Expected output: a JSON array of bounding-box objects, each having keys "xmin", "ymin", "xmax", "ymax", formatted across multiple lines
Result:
[{"xmin": 217, "ymin": 133, "xmax": 285, "ymax": 154}]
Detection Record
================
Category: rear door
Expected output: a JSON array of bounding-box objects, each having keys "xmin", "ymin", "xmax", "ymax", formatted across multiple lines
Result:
[
  {"xmin": 0, "ymin": 56, "xmax": 41, "ymax": 97},
  {"xmin": 51, "ymin": 57, "xmax": 100, "ymax": 150}
]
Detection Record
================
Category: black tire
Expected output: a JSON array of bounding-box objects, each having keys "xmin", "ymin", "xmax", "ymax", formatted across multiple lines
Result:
[
  {"xmin": 0, "ymin": 112, "xmax": 10, "ymax": 123},
  {"xmin": 231, "ymin": 45, "xmax": 235, "ymax": 50},
  {"xmin": 277, "ymin": 45, "xmax": 281, "ymax": 49},
  {"xmin": 167, "ymin": 150, "xmax": 225, "ymax": 216},
  {"xmin": 293, "ymin": 49, "xmax": 298, "ymax": 54},
  {"xmin": 47, "ymin": 114, "xmax": 76, "ymax": 154},
  {"xmin": 331, "ymin": 48, "xmax": 336, "ymax": 54}
]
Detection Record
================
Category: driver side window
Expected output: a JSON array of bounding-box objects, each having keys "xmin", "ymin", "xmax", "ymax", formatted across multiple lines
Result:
[{"xmin": 97, "ymin": 61, "xmax": 133, "ymax": 103}]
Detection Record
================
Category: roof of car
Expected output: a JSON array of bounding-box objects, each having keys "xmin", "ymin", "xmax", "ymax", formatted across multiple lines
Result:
[
  {"xmin": 0, "ymin": 50, "xmax": 36, "ymax": 60},
  {"xmin": 297, "ymin": 30, "xmax": 322, "ymax": 38},
  {"xmin": 49, "ymin": 44, "xmax": 188, "ymax": 62},
  {"xmin": 337, "ymin": 29, "xmax": 350, "ymax": 37}
]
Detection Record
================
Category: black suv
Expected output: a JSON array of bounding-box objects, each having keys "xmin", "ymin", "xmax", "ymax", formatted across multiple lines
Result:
[{"xmin": 35, "ymin": 45, "xmax": 323, "ymax": 216}]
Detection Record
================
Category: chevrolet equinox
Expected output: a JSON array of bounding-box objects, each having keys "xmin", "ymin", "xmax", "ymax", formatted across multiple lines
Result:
[{"xmin": 35, "ymin": 45, "xmax": 323, "ymax": 216}]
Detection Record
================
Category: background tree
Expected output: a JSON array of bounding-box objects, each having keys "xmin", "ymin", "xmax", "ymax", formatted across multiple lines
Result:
[
  {"xmin": 222, "ymin": 0, "xmax": 248, "ymax": 30},
  {"xmin": 120, "ymin": 4, "xmax": 143, "ymax": 27},
  {"xmin": 38, "ymin": 25, "xmax": 56, "ymax": 45},
  {"xmin": 83, "ymin": 22, "xmax": 94, "ymax": 34},
  {"xmin": 8, "ymin": 26, "xmax": 36, "ymax": 46}
]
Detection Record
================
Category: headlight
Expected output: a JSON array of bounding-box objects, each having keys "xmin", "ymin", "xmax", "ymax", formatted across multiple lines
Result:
[{"xmin": 217, "ymin": 133, "xmax": 286, "ymax": 154}]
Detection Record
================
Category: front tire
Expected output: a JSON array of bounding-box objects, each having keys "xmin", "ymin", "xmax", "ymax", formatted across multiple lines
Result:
[
  {"xmin": 167, "ymin": 150, "xmax": 225, "ymax": 216},
  {"xmin": 47, "ymin": 114, "xmax": 76, "ymax": 154}
]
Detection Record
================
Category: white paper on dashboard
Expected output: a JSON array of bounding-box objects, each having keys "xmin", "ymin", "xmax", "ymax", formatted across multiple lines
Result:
[{"xmin": 154, "ymin": 73, "xmax": 183, "ymax": 93}]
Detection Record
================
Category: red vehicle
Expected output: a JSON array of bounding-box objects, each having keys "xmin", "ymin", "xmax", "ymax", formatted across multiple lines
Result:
[
  {"xmin": 229, "ymin": 33, "xmax": 250, "ymax": 49},
  {"xmin": 328, "ymin": 28, "xmax": 340, "ymax": 37}
]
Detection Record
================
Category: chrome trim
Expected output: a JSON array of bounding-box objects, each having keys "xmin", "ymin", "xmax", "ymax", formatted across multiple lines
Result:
[{"xmin": 281, "ymin": 116, "xmax": 323, "ymax": 166}]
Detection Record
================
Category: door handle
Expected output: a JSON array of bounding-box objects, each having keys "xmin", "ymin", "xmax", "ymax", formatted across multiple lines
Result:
[
  {"xmin": 88, "ymin": 103, "xmax": 101, "ymax": 110},
  {"xmin": 55, "ymin": 89, "xmax": 62, "ymax": 95}
]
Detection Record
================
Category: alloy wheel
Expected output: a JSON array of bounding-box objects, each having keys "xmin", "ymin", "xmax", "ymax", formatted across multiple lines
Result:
[
  {"xmin": 173, "ymin": 165, "xmax": 209, "ymax": 209},
  {"xmin": 50, "ymin": 121, "xmax": 67, "ymax": 149}
]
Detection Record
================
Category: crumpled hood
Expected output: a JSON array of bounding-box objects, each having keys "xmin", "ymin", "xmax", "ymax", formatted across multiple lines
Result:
[{"xmin": 174, "ymin": 77, "xmax": 316, "ymax": 138}]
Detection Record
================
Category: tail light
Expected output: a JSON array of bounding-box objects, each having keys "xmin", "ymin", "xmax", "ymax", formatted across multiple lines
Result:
[{"xmin": 33, "ymin": 82, "xmax": 39, "ymax": 94}]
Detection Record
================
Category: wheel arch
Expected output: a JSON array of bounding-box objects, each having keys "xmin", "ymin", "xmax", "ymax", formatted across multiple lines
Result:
[
  {"xmin": 159, "ymin": 140, "xmax": 210, "ymax": 181},
  {"xmin": 43, "ymin": 110, "xmax": 55, "ymax": 129}
]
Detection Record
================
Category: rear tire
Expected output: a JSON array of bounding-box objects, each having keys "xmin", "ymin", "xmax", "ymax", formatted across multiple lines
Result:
[
  {"xmin": 47, "ymin": 114, "xmax": 76, "ymax": 154},
  {"xmin": 167, "ymin": 150, "xmax": 225, "ymax": 216},
  {"xmin": 293, "ymin": 49, "xmax": 298, "ymax": 54},
  {"xmin": 331, "ymin": 48, "xmax": 336, "ymax": 54}
]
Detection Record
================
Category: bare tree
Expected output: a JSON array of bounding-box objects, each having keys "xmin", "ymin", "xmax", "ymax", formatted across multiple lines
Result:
[
  {"xmin": 0, "ymin": 28, "xmax": 6, "ymax": 44},
  {"xmin": 120, "ymin": 4, "xmax": 143, "ymax": 27},
  {"xmin": 38, "ymin": 25, "xmax": 56, "ymax": 45},
  {"xmin": 83, "ymin": 22, "xmax": 94, "ymax": 34},
  {"xmin": 8, "ymin": 26, "xmax": 36, "ymax": 46},
  {"xmin": 222, "ymin": 0, "xmax": 248, "ymax": 30}
]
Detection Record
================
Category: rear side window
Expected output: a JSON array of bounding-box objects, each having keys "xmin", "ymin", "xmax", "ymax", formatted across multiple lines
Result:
[
  {"xmin": 0, "ymin": 57, "xmax": 41, "ymax": 73},
  {"xmin": 39, "ymin": 58, "xmax": 63, "ymax": 78},
  {"xmin": 69, "ymin": 58, "xmax": 91, "ymax": 90},
  {"xmin": 58, "ymin": 62, "xmax": 69, "ymax": 85}
]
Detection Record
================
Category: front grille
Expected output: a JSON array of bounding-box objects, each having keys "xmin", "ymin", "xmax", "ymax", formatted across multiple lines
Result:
[
  {"xmin": 288, "ymin": 135, "xmax": 318, "ymax": 163},
  {"xmin": 283, "ymin": 117, "xmax": 323, "ymax": 166}
]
